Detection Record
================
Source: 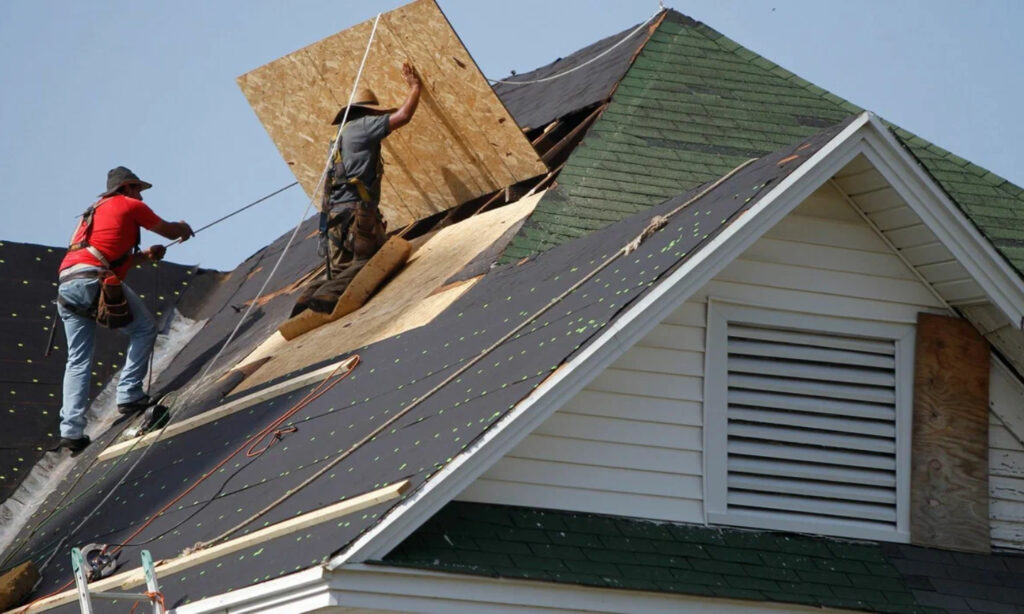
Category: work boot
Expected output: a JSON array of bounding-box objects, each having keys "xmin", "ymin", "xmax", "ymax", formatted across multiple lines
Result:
[
  {"xmin": 57, "ymin": 435, "xmax": 91, "ymax": 455},
  {"xmin": 307, "ymin": 295, "xmax": 338, "ymax": 315},
  {"xmin": 117, "ymin": 395, "xmax": 151, "ymax": 415}
]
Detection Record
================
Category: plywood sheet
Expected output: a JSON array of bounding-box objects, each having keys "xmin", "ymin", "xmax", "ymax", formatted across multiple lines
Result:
[
  {"xmin": 235, "ymin": 192, "xmax": 543, "ymax": 391},
  {"xmin": 911, "ymin": 312, "xmax": 990, "ymax": 552},
  {"xmin": 237, "ymin": 0, "xmax": 546, "ymax": 228}
]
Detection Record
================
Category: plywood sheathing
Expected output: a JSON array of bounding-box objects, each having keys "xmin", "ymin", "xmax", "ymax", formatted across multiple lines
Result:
[
  {"xmin": 234, "ymin": 192, "xmax": 543, "ymax": 391},
  {"xmin": 236, "ymin": 0, "xmax": 546, "ymax": 229},
  {"xmin": 911, "ymin": 313, "xmax": 991, "ymax": 553}
]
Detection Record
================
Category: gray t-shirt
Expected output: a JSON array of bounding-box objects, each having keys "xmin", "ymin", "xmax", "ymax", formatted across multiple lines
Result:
[{"xmin": 328, "ymin": 114, "xmax": 390, "ymax": 206}]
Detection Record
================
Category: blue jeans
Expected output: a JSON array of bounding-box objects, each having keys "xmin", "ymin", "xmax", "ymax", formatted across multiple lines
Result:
[{"xmin": 57, "ymin": 270, "xmax": 157, "ymax": 438}]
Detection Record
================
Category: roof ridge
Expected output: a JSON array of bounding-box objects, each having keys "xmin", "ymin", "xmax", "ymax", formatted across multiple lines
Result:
[{"xmin": 685, "ymin": 15, "xmax": 1024, "ymax": 205}]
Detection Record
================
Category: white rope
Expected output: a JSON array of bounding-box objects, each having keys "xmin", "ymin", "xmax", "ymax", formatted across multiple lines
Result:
[
  {"xmin": 488, "ymin": 8, "xmax": 661, "ymax": 86},
  {"xmin": 198, "ymin": 13, "xmax": 382, "ymax": 382}
]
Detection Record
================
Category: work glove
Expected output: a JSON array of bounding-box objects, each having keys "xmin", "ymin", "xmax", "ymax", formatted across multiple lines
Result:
[{"xmin": 145, "ymin": 245, "xmax": 166, "ymax": 261}]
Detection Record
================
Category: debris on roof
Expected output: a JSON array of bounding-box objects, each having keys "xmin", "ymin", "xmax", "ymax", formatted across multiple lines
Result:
[{"xmin": 235, "ymin": 191, "xmax": 543, "ymax": 392}]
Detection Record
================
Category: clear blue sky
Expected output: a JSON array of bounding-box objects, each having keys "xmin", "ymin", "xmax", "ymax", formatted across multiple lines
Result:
[{"xmin": 1, "ymin": 1, "xmax": 1020, "ymax": 271}]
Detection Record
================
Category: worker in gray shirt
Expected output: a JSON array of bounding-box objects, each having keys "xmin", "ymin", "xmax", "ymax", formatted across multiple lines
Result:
[{"xmin": 294, "ymin": 62, "xmax": 421, "ymax": 316}]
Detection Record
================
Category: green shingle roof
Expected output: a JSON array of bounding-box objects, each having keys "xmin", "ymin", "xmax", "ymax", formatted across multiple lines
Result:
[
  {"xmin": 381, "ymin": 502, "xmax": 1024, "ymax": 614},
  {"xmin": 501, "ymin": 11, "xmax": 1024, "ymax": 276}
]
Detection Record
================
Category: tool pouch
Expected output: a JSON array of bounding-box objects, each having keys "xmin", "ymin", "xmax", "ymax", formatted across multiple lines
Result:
[
  {"xmin": 95, "ymin": 274, "xmax": 133, "ymax": 329},
  {"xmin": 348, "ymin": 204, "xmax": 386, "ymax": 260}
]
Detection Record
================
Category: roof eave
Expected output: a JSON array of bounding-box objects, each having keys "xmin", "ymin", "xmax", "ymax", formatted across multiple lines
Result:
[{"xmin": 858, "ymin": 113, "xmax": 1024, "ymax": 329}]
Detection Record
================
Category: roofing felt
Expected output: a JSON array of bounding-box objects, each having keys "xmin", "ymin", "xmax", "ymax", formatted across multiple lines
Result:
[
  {"xmin": 382, "ymin": 501, "xmax": 1024, "ymax": 614},
  {"xmin": 0, "ymin": 240, "xmax": 198, "ymax": 503},
  {"xmin": 1, "ymin": 117, "xmax": 852, "ymax": 612},
  {"xmin": 492, "ymin": 18, "xmax": 652, "ymax": 131},
  {"xmin": 500, "ymin": 9, "xmax": 1024, "ymax": 279}
]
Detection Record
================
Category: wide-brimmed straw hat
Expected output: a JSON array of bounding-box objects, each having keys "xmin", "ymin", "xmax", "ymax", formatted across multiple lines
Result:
[
  {"xmin": 99, "ymin": 166, "xmax": 152, "ymax": 198},
  {"xmin": 331, "ymin": 87, "xmax": 396, "ymax": 125}
]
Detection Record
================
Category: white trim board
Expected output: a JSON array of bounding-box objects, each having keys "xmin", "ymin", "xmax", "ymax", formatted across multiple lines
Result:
[
  {"xmin": 99, "ymin": 357, "xmax": 357, "ymax": 461},
  {"xmin": 176, "ymin": 564, "xmax": 862, "ymax": 614}
]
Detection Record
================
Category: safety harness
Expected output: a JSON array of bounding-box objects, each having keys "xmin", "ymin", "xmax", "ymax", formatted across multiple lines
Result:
[
  {"xmin": 59, "ymin": 198, "xmax": 139, "ymax": 326},
  {"xmin": 67, "ymin": 198, "xmax": 141, "ymax": 272},
  {"xmin": 318, "ymin": 128, "xmax": 386, "ymax": 267}
]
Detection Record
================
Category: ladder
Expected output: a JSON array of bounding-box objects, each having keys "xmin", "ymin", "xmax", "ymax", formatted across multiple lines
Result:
[{"xmin": 71, "ymin": 547, "xmax": 163, "ymax": 614}]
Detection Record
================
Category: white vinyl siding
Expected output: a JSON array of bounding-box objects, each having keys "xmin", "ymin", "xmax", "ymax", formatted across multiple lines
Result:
[
  {"xmin": 457, "ymin": 184, "xmax": 946, "ymax": 528},
  {"xmin": 989, "ymin": 361, "xmax": 1024, "ymax": 551},
  {"xmin": 704, "ymin": 303, "xmax": 914, "ymax": 542}
]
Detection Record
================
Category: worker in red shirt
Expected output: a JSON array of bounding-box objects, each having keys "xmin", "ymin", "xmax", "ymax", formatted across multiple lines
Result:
[{"xmin": 56, "ymin": 167, "xmax": 193, "ymax": 453}]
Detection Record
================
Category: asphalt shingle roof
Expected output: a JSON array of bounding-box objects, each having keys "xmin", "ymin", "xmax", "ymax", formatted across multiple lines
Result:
[
  {"xmin": 501, "ymin": 10, "xmax": 1024, "ymax": 279},
  {"xmin": 382, "ymin": 501, "xmax": 1024, "ymax": 614}
]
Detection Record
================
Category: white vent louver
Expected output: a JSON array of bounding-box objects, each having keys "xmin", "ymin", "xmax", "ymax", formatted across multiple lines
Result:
[{"xmin": 725, "ymin": 324, "xmax": 898, "ymax": 531}]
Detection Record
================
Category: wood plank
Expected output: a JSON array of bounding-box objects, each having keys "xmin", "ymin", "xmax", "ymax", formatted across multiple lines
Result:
[
  {"xmin": 98, "ymin": 357, "xmax": 359, "ymax": 462},
  {"xmin": 911, "ymin": 313, "xmax": 990, "ymax": 552},
  {"xmin": 13, "ymin": 481, "xmax": 410, "ymax": 613},
  {"xmin": 235, "ymin": 194, "xmax": 541, "ymax": 391},
  {"xmin": 235, "ymin": 0, "xmax": 546, "ymax": 228}
]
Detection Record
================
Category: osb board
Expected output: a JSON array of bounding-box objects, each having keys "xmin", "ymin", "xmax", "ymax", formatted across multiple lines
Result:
[
  {"xmin": 234, "ymin": 192, "xmax": 544, "ymax": 391},
  {"xmin": 911, "ymin": 312, "xmax": 991, "ymax": 553},
  {"xmin": 237, "ymin": 0, "xmax": 546, "ymax": 228}
]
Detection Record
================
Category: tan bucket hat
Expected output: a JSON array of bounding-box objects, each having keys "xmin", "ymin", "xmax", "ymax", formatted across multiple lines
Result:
[{"xmin": 331, "ymin": 86, "xmax": 396, "ymax": 125}]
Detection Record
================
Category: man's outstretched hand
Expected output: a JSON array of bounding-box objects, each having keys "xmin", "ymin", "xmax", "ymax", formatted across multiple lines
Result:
[{"xmin": 403, "ymin": 62, "xmax": 421, "ymax": 89}]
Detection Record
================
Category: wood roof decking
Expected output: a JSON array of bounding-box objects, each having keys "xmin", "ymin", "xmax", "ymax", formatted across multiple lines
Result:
[
  {"xmin": 237, "ymin": 0, "xmax": 546, "ymax": 229},
  {"xmin": 233, "ymin": 192, "xmax": 544, "ymax": 392}
]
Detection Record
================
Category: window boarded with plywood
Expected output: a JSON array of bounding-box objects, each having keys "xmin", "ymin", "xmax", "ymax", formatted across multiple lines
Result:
[{"xmin": 236, "ymin": 0, "xmax": 547, "ymax": 229}]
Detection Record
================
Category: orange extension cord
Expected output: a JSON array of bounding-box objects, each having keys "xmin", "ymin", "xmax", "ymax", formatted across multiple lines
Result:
[{"xmin": 19, "ymin": 356, "xmax": 359, "ymax": 613}]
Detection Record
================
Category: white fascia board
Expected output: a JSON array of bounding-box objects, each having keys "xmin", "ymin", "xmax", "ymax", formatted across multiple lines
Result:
[
  {"xmin": 173, "ymin": 566, "xmax": 333, "ymax": 614},
  {"xmin": 857, "ymin": 114, "xmax": 1024, "ymax": 328},
  {"xmin": 324, "ymin": 112, "xmax": 873, "ymax": 568},
  {"xmin": 320, "ymin": 564, "xmax": 861, "ymax": 614}
]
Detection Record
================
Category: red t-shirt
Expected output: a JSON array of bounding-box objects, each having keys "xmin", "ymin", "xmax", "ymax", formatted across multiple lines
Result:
[{"xmin": 59, "ymin": 195, "xmax": 163, "ymax": 279}]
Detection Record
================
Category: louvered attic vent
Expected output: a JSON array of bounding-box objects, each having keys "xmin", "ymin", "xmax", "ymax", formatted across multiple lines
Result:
[{"xmin": 726, "ymin": 324, "xmax": 898, "ymax": 530}]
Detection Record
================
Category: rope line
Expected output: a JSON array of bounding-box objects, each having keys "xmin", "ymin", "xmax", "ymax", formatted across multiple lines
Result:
[
  {"xmin": 488, "ymin": 9, "xmax": 660, "ymax": 86},
  {"xmin": 196, "ymin": 12, "xmax": 381, "ymax": 383}
]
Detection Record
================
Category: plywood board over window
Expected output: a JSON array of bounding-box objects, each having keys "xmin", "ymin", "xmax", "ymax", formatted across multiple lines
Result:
[
  {"xmin": 236, "ymin": 0, "xmax": 547, "ymax": 229},
  {"xmin": 911, "ymin": 313, "xmax": 990, "ymax": 553}
]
